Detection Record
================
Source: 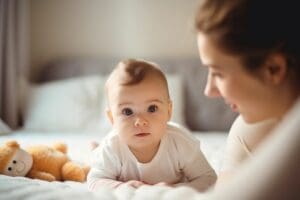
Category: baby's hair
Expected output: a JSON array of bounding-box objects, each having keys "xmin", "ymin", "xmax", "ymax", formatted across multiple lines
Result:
[
  {"xmin": 120, "ymin": 59, "xmax": 167, "ymax": 86},
  {"xmin": 105, "ymin": 58, "xmax": 170, "ymax": 97}
]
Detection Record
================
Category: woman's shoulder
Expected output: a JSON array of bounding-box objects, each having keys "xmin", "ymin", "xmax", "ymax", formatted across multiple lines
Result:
[
  {"xmin": 222, "ymin": 115, "xmax": 279, "ymax": 171},
  {"xmin": 229, "ymin": 115, "xmax": 278, "ymax": 138},
  {"xmin": 227, "ymin": 115, "xmax": 278, "ymax": 154}
]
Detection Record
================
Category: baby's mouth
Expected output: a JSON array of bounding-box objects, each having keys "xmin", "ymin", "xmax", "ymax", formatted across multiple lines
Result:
[{"xmin": 135, "ymin": 132, "xmax": 150, "ymax": 137}]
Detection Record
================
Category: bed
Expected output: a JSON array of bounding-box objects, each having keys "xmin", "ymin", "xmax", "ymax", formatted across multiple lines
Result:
[{"xmin": 0, "ymin": 57, "xmax": 237, "ymax": 200}]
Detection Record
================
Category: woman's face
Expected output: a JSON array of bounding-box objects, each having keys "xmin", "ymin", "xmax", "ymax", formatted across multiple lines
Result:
[{"xmin": 197, "ymin": 33, "xmax": 280, "ymax": 123}]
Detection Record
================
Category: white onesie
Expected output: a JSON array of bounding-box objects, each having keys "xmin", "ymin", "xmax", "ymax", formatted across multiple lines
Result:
[{"xmin": 87, "ymin": 122, "xmax": 217, "ymax": 192}]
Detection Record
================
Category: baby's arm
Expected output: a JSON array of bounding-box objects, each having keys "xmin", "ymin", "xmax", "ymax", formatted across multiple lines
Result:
[
  {"xmin": 123, "ymin": 180, "xmax": 147, "ymax": 188},
  {"xmin": 87, "ymin": 140, "xmax": 123, "ymax": 191},
  {"xmin": 87, "ymin": 168, "xmax": 123, "ymax": 191},
  {"xmin": 151, "ymin": 148, "xmax": 217, "ymax": 191},
  {"xmin": 178, "ymin": 147, "xmax": 217, "ymax": 192},
  {"xmin": 88, "ymin": 168, "xmax": 146, "ymax": 190},
  {"xmin": 87, "ymin": 139, "xmax": 149, "ymax": 190}
]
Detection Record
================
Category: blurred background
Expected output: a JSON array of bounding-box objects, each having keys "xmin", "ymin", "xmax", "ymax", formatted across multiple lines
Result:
[
  {"xmin": 30, "ymin": 0, "xmax": 200, "ymax": 77},
  {"xmin": 1, "ymin": 0, "xmax": 236, "ymax": 132}
]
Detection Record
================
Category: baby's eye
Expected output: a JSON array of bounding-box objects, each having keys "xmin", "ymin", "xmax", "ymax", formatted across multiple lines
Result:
[
  {"xmin": 122, "ymin": 108, "xmax": 133, "ymax": 116},
  {"xmin": 148, "ymin": 105, "xmax": 158, "ymax": 113},
  {"xmin": 8, "ymin": 167, "xmax": 12, "ymax": 171}
]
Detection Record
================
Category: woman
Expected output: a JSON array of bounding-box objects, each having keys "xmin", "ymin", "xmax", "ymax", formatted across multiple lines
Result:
[{"xmin": 195, "ymin": 0, "xmax": 300, "ymax": 185}]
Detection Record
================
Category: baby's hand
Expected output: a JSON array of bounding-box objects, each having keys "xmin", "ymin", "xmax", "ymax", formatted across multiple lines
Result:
[
  {"xmin": 89, "ymin": 141, "xmax": 99, "ymax": 151},
  {"xmin": 154, "ymin": 182, "xmax": 173, "ymax": 187},
  {"xmin": 124, "ymin": 180, "xmax": 146, "ymax": 188}
]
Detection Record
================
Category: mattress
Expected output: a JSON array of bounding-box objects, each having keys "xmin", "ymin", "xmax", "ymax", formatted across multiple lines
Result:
[{"xmin": 0, "ymin": 130, "xmax": 227, "ymax": 200}]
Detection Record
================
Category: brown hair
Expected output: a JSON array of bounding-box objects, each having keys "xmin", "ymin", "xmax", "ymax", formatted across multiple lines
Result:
[
  {"xmin": 195, "ymin": 0, "xmax": 300, "ymax": 85},
  {"xmin": 105, "ymin": 59, "xmax": 169, "ymax": 97}
]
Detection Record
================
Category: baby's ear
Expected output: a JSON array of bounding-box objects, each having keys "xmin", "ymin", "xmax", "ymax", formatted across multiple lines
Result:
[
  {"xmin": 168, "ymin": 100, "xmax": 173, "ymax": 120},
  {"xmin": 106, "ymin": 108, "xmax": 114, "ymax": 124}
]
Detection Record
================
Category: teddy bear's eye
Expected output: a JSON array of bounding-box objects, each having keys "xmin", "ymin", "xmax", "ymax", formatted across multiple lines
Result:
[
  {"xmin": 8, "ymin": 167, "xmax": 12, "ymax": 171},
  {"xmin": 13, "ymin": 160, "xmax": 17, "ymax": 164}
]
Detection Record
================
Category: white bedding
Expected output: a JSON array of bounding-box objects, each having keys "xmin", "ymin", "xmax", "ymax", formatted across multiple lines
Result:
[{"xmin": 0, "ymin": 130, "xmax": 227, "ymax": 200}]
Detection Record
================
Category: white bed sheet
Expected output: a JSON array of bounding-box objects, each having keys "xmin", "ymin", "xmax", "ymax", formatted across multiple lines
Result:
[{"xmin": 0, "ymin": 130, "xmax": 227, "ymax": 200}]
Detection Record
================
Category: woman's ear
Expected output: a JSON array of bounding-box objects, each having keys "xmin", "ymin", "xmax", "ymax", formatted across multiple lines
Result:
[
  {"xmin": 106, "ymin": 109, "xmax": 114, "ymax": 124},
  {"xmin": 263, "ymin": 53, "xmax": 287, "ymax": 85}
]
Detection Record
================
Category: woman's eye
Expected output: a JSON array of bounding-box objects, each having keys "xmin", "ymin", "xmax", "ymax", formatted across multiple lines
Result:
[
  {"xmin": 211, "ymin": 72, "xmax": 223, "ymax": 78},
  {"xmin": 122, "ymin": 108, "xmax": 133, "ymax": 116},
  {"xmin": 208, "ymin": 68, "xmax": 223, "ymax": 78},
  {"xmin": 148, "ymin": 105, "xmax": 158, "ymax": 113},
  {"xmin": 210, "ymin": 70, "xmax": 223, "ymax": 78}
]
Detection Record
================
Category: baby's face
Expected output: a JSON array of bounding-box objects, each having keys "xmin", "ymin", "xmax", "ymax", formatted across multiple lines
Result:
[{"xmin": 107, "ymin": 76, "xmax": 172, "ymax": 151}]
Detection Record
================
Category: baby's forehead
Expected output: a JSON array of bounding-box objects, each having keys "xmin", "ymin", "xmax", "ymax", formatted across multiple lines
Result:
[
  {"xmin": 107, "ymin": 78, "xmax": 169, "ymax": 103},
  {"xmin": 109, "ymin": 77, "xmax": 166, "ymax": 93},
  {"xmin": 107, "ymin": 70, "xmax": 166, "ymax": 88}
]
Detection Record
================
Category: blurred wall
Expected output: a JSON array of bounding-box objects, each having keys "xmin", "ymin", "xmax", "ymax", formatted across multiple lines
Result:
[{"xmin": 30, "ymin": 0, "xmax": 200, "ymax": 71}]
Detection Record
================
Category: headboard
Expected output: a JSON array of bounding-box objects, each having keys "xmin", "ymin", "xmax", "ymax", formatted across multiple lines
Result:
[{"xmin": 33, "ymin": 57, "xmax": 237, "ymax": 131}]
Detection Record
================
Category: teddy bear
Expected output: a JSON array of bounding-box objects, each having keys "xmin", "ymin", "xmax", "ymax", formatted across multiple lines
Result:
[{"xmin": 0, "ymin": 140, "xmax": 90, "ymax": 182}]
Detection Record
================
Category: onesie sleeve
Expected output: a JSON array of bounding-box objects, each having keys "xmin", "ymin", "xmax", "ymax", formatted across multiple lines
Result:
[
  {"xmin": 87, "ymin": 138, "xmax": 123, "ymax": 190},
  {"xmin": 176, "ymin": 139, "xmax": 217, "ymax": 192},
  {"xmin": 169, "ymin": 123, "xmax": 217, "ymax": 192}
]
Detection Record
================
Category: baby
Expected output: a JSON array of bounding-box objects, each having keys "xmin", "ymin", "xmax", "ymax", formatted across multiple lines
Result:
[{"xmin": 87, "ymin": 59, "xmax": 217, "ymax": 191}]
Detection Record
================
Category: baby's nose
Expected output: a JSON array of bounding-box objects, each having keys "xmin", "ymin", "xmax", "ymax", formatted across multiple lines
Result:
[{"xmin": 134, "ymin": 117, "xmax": 148, "ymax": 127}]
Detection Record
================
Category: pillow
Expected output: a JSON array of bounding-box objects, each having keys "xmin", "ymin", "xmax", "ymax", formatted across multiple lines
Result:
[
  {"xmin": 166, "ymin": 74, "xmax": 185, "ymax": 126},
  {"xmin": 23, "ymin": 76, "xmax": 110, "ymax": 133},
  {"xmin": 0, "ymin": 119, "xmax": 11, "ymax": 135},
  {"xmin": 23, "ymin": 74, "xmax": 185, "ymax": 133}
]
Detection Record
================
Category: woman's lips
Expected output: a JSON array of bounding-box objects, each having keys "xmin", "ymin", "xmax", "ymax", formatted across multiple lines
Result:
[
  {"xmin": 230, "ymin": 104, "xmax": 238, "ymax": 112},
  {"xmin": 226, "ymin": 101, "xmax": 238, "ymax": 112},
  {"xmin": 135, "ymin": 133, "xmax": 150, "ymax": 137}
]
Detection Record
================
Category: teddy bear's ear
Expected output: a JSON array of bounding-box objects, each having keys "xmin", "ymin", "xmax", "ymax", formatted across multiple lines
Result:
[
  {"xmin": 5, "ymin": 140, "xmax": 20, "ymax": 148},
  {"xmin": 53, "ymin": 142, "xmax": 67, "ymax": 154}
]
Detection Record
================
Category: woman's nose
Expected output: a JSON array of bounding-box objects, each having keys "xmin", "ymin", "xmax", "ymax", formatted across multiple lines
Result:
[
  {"xmin": 134, "ymin": 116, "xmax": 148, "ymax": 127},
  {"xmin": 204, "ymin": 74, "xmax": 221, "ymax": 98}
]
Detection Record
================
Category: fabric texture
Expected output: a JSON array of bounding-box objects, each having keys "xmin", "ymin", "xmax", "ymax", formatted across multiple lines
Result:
[{"xmin": 87, "ymin": 122, "xmax": 217, "ymax": 192}]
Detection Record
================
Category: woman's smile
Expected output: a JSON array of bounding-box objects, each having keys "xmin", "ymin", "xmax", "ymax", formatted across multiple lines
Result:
[{"xmin": 229, "ymin": 103, "xmax": 238, "ymax": 112}]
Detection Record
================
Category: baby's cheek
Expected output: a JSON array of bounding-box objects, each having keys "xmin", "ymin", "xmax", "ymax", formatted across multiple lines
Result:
[{"xmin": 116, "ymin": 118, "xmax": 132, "ymax": 129}]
